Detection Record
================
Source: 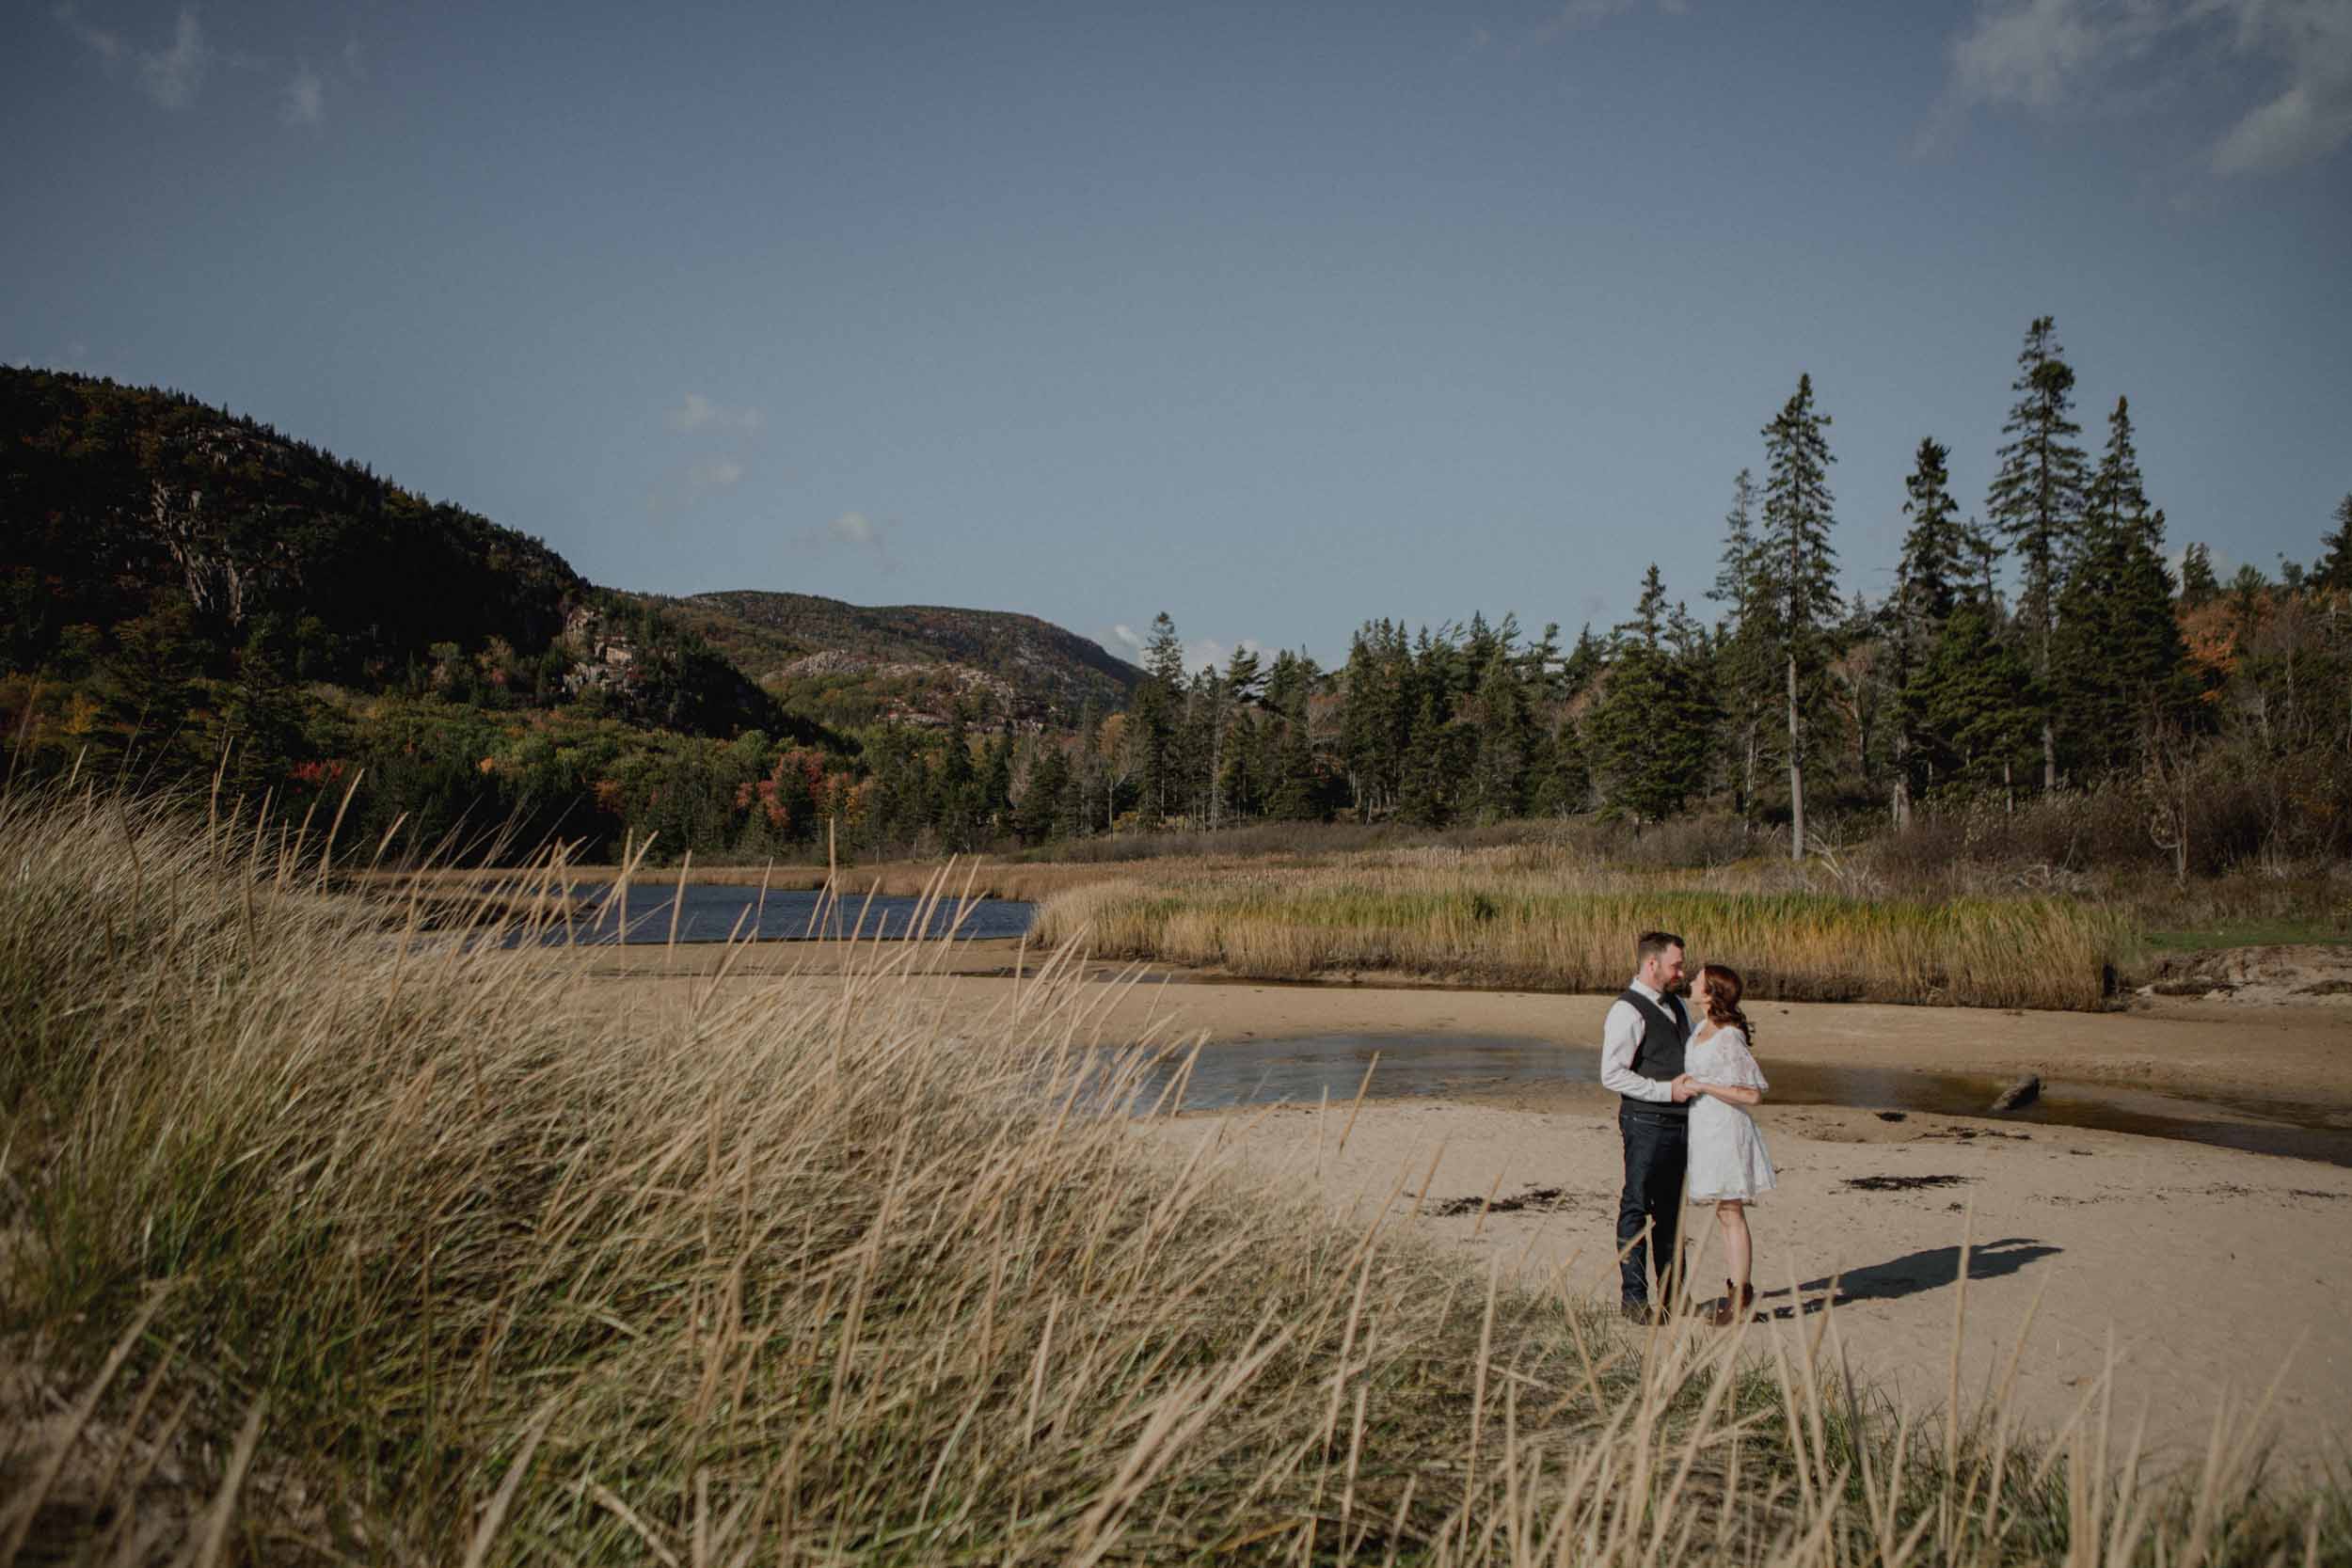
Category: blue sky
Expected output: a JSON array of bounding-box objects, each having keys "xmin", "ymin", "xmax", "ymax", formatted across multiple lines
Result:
[{"xmin": 8, "ymin": 0, "xmax": 2348, "ymax": 673}]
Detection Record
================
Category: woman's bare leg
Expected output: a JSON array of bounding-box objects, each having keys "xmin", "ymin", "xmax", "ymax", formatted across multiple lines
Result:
[{"xmin": 1716, "ymin": 1201, "xmax": 1751, "ymax": 1298}]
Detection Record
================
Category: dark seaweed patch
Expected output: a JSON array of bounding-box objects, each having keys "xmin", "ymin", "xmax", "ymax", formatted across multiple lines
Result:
[{"xmin": 1842, "ymin": 1174, "xmax": 1972, "ymax": 1193}]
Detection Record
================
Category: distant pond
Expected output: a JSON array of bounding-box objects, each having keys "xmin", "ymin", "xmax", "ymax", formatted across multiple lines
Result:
[{"xmin": 517, "ymin": 882, "xmax": 1035, "ymax": 945}]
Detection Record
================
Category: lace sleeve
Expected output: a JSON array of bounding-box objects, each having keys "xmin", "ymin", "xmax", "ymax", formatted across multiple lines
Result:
[{"xmin": 1716, "ymin": 1029, "xmax": 1769, "ymax": 1092}]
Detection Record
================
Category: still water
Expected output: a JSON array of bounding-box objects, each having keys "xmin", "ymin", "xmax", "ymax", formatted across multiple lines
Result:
[
  {"xmin": 524, "ymin": 882, "xmax": 1036, "ymax": 944},
  {"xmin": 1131, "ymin": 1033, "xmax": 2352, "ymax": 1167}
]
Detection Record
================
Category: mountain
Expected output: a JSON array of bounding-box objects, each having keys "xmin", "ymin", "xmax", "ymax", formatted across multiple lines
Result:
[
  {"xmin": 2, "ymin": 368, "xmax": 1131, "ymax": 750},
  {"xmin": 0, "ymin": 367, "xmax": 801, "ymax": 741},
  {"xmin": 632, "ymin": 590, "xmax": 1141, "ymax": 730},
  {"xmin": 2, "ymin": 368, "xmax": 584, "ymax": 683}
]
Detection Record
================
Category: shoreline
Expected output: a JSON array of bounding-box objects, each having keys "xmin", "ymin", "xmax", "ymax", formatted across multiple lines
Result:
[
  {"xmin": 555, "ymin": 935, "xmax": 2352, "ymax": 1104},
  {"xmin": 560, "ymin": 938, "xmax": 2352, "ymax": 1469}
]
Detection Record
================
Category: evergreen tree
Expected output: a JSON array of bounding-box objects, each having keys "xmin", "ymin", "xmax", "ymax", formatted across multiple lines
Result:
[
  {"xmin": 1756, "ymin": 373, "xmax": 1840, "ymax": 858},
  {"xmin": 935, "ymin": 709, "xmax": 979, "ymax": 849},
  {"xmin": 1131, "ymin": 610, "xmax": 1184, "ymax": 823},
  {"xmin": 218, "ymin": 618, "xmax": 310, "ymax": 799},
  {"xmin": 2055, "ymin": 396, "xmax": 2192, "ymax": 770},
  {"xmin": 1339, "ymin": 624, "xmax": 1406, "ymax": 820},
  {"xmin": 1559, "ymin": 626, "xmax": 1607, "ymax": 700},
  {"xmin": 2316, "ymin": 494, "xmax": 2352, "ymax": 594},
  {"xmin": 1586, "ymin": 643, "xmax": 1708, "ymax": 824},
  {"xmin": 1224, "ymin": 645, "xmax": 1265, "ymax": 704},
  {"xmin": 1587, "ymin": 565, "xmax": 1712, "ymax": 823},
  {"xmin": 979, "ymin": 729, "xmax": 1015, "ymax": 837},
  {"xmin": 1913, "ymin": 603, "xmax": 2039, "ymax": 806},
  {"xmin": 2179, "ymin": 542, "xmax": 2220, "ymax": 608},
  {"xmin": 1204, "ymin": 646, "xmax": 1263, "ymax": 831},
  {"xmin": 1707, "ymin": 468, "xmax": 1774, "ymax": 817},
  {"xmin": 1618, "ymin": 564, "xmax": 1668, "ymax": 650},
  {"xmin": 1397, "ymin": 691, "xmax": 1454, "ymax": 827},
  {"xmin": 1465, "ymin": 645, "xmax": 1534, "ymax": 822},
  {"xmin": 1263, "ymin": 647, "xmax": 1319, "ymax": 718},
  {"xmin": 1268, "ymin": 710, "xmax": 1322, "ymax": 821},
  {"xmin": 1537, "ymin": 720, "xmax": 1592, "ymax": 816},
  {"xmin": 1519, "ymin": 621, "xmax": 1564, "ymax": 697},
  {"xmin": 1985, "ymin": 316, "xmax": 2089, "ymax": 789},
  {"xmin": 1015, "ymin": 743, "xmax": 1072, "ymax": 843},
  {"xmin": 1889, "ymin": 437, "xmax": 1965, "ymax": 825},
  {"xmin": 1218, "ymin": 709, "xmax": 1269, "ymax": 821}
]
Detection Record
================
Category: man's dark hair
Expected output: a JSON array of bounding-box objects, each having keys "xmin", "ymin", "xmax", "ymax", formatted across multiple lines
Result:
[{"xmin": 1636, "ymin": 930, "xmax": 1685, "ymax": 963}]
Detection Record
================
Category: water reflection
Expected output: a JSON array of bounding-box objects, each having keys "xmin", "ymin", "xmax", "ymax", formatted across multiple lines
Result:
[
  {"xmin": 503, "ymin": 883, "xmax": 1034, "ymax": 945},
  {"xmin": 1136, "ymin": 1033, "xmax": 2352, "ymax": 1167}
]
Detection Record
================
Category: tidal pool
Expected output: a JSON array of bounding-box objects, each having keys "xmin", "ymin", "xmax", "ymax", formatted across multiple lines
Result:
[{"xmin": 1131, "ymin": 1033, "xmax": 2352, "ymax": 1167}]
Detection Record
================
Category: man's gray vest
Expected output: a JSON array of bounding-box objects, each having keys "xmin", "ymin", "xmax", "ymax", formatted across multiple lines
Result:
[{"xmin": 1619, "ymin": 987, "xmax": 1692, "ymax": 1117}]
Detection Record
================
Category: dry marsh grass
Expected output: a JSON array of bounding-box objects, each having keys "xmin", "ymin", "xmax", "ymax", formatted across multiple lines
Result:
[
  {"xmin": 1030, "ymin": 864, "xmax": 2133, "ymax": 1012},
  {"xmin": 1, "ymin": 786, "xmax": 2341, "ymax": 1563}
]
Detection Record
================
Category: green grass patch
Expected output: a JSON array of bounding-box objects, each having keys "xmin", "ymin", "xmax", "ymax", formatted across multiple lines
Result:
[{"xmin": 2138, "ymin": 916, "xmax": 2352, "ymax": 953}]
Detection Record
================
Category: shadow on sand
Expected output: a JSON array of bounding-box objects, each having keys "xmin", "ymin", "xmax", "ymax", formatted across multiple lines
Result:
[{"xmin": 1748, "ymin": 1238, "xmax": 2063, "ymax": 1318}]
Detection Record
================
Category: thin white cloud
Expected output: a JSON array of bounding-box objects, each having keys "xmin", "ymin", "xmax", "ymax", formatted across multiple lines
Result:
[
  {"xmin": 1935, "ymin": 0, "xmax": 2352, "ymax": 175},
  {"xmin": 1947, "ymin": 0, "xmax": 2123, "ymax": 110},
  {"xmin": 2210, "ymin": 0, "xmax": 2352, "ymax": 173},
  {"xmin": 809, "ymin": 510, "xmax": 898, "ymax": 572},
  {"xmin": 138, "ymin": 7, "xmax": 208, "ymax": 110},
  {"xmin": 1528, "ymin": 0, "xmax": 1686, "ymax": 48},
  {"xmin": 1112, "ymin": 624, "xmax": 1144, "ymax": 653},
  {"xmin": 666, "ymin": 392, "xmax": 765, "ymax": 435},
  {"xmin": 280, "ymin": 63, "xmax": 323, "ymax": 125},
  {"xmin": 53, "ymin": 3, "xmax": 123, "ymax": 63},
  {"xmin": 342, "ymin": 34, "xmax": 366, "ymax": 80},
  {"xmin": 689, "ymin": 457, "xmax": 746, "ymax": 491}
]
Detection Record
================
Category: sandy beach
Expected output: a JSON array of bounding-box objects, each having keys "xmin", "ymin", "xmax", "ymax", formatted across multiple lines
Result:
[{"xmin": 563, "ymin": 935, "xmax": 2352, "ymax": 1473}]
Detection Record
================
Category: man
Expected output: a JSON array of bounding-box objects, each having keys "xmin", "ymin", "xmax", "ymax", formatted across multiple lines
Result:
[{"xmin": 1600, "ymin": 929, "xmax": 1696, "ymax": 1323}]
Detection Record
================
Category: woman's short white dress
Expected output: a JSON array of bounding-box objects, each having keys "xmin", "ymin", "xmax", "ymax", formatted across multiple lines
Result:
[{"xmin": 1685, "ymin": 1024, "xmax": 1776, "ymax": 1204}]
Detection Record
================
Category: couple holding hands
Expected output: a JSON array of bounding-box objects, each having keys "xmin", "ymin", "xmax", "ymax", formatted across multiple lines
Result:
[{"xmin": 1599, "ymin": 930, "xmax": 1777, "ymax": 1327}]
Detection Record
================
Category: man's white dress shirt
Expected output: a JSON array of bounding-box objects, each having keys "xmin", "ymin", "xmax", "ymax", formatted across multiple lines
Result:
[{"xmin": 1598, "ymin": 977, "xmax": 1687, "ymax": 1102}]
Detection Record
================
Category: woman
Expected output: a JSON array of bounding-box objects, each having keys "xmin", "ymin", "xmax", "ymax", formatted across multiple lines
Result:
[{"xmin": 1674, "ymin": 962, "xmax": 1775, "ymax": 1327}]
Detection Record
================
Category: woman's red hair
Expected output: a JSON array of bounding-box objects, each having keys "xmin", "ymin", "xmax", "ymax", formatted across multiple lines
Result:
[{"xmin": 1696, "ymin": 963, "xmax": 1755, "ymax": 1047}]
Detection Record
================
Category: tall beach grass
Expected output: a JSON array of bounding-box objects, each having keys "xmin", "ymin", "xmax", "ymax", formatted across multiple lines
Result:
[
  {"xmin": 1, "ymin": 784, "xmax": 2338, "ymax": 1562},
  {"xmin": 1031, "ymin": 867, "xmax": 2133, "ymax": 1012}
]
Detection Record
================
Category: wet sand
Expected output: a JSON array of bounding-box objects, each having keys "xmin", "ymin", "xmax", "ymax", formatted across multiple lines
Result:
[{"xmin": 560, "ymin": 938, "xmax": 2352, "ymax": 1470}]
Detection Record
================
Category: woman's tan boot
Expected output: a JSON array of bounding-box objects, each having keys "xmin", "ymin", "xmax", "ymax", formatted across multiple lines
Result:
[{"xmin": 1709, "ymin": 1280, "xmax": 1756, "ymax": 1327}]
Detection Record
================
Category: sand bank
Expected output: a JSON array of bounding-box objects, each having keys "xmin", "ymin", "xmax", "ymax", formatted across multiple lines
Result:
[
  {"xmin": 564, "ymin": 941, "xmax": 2352, "ymax": 1469},
  {"xmin": 1138, "ymin": 1093, "xmax": 2352, "ymax": 1473}
]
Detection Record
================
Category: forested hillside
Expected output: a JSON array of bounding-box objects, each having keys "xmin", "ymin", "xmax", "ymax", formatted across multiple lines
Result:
[
  {"xmin": 8, "ymin": 333, "xmax": 2347, "ymax": 878},
  {"xmin": 0, "ymin": 370, "xmax": 839, "ymax": 861},
  {"xmin": 640, "ymin": 589, "xmax": 1142, "ymax": 729},
  {"xmin": 2, "ymin": 368, "xmax": 585, "ymax": 689}
]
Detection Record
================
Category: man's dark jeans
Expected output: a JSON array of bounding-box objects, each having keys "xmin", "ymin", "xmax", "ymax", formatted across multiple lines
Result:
[{"xmin": 1617, "ymin": 1102, "xmax": 1689, "ymax": 1307}]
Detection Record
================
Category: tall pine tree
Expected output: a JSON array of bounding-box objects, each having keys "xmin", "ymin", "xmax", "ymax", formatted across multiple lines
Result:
[
  {"xmin": 1985, "ymin": 316, "xmax": 2089, "ymax": 790},
  {"xmin": 1889, "ymin": 437, "xmax": 1966, "ymax": 826},
  {"xmin": 1707, "ymin": 468, "xmax": 1774, "ymax": 817},
  {"xmin": 2055, "ymin": 396, "xmax": 2191, "ymax": 770},
  {"xmin": 1757, "ymin": 374, "xmax": 1840, "ymax": 859},
  {"xmin": 1132, "ymin": 611, "xmax": 1185, "ymax": 824}
]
